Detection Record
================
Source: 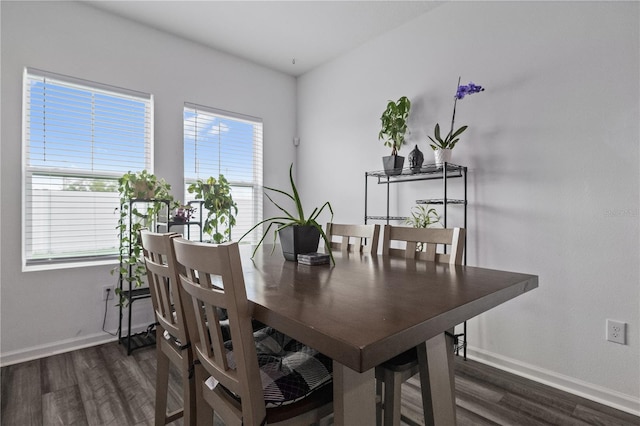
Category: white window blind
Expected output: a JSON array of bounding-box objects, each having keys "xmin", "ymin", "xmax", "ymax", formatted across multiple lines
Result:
[
  {"xmin": 23, "ymin": 68, "xmax": 153, "ymax": 266},
  {"xmin": 183, "ymin": 103, "xmax": 263, "ymax": 243}
]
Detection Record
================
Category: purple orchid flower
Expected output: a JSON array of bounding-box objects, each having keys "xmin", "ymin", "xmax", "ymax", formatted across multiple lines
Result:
[
  {"xmin": 455, "ymin": 82, "xmax": 485, "ymax": 100},
  {"xmin": 449, "ymin": 78, "xmax": 485, "ymax": 141}
]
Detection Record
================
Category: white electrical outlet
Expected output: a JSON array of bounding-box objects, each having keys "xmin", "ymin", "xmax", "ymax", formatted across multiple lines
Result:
[
  {"xmin": 606, "ymin": 319, "xmax": 626, "ymax": 345},
  {"xmin": 102, "ymin": 285, "xmax": 115, "ymax": 301}
]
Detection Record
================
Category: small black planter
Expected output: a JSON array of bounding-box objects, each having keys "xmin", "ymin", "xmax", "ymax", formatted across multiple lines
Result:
[
  {"xmin": 382, "ymin": 155, "xmax": 405, "ymax": 176},
  {"xmin": 278, "ymin": 225, "xmax": 321, "ymax": 261}
]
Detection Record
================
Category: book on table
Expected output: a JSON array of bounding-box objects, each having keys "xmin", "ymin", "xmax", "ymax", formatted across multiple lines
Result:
[{"xmin": 297, "ymin": 252, "xmax": 330, "ymax": 265}]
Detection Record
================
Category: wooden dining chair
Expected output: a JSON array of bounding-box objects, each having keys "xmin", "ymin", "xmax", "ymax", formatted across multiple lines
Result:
[
  {"xmin": 377, "ymin": 224, "xmax": 465, "ymax": 426},
  {"xmin": 171, "ymin": 238, "xmax": 334, "ymax": 426},
  {"xmin": 325, "ymin": 222, "xmax": 381, "ymax": 254},
  {"xmin": 140, "ymin": 231, "xmax": 197, "ymax": 426}
]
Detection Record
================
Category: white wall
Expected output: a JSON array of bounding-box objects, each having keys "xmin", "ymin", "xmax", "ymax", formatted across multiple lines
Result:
[
  {"xmin": 297, "ymin": 1, "xmax": 639, "ymax": 414},
  {"xmin": 0, "ymin": 1, "xmax": 296, "ymax": 363}
]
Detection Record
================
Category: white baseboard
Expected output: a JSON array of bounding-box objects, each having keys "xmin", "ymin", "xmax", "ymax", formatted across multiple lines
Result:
[
  {"xmin": 0, "ymin": 324, "xmax": 151, "ymax": 367},
  {"xmin": 466, "ymin": 346, "xmax": 640, "ymax": 417}
]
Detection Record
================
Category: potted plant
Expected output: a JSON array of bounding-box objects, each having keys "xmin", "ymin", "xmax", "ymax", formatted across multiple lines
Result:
[
  {"xmin": 428, "ymin": 78, "xmax": 484, "ymax": 165},
  {"xmin": 187, "ymin": 174, "xmax": 238, "ymax": 243},
  {"xmin": 172, "ymin": 205, "xmax": 195, "ymax": 223},
  {"xmin": 379, "ymin": 96, "xmax": 411, "ymax": 175},
  {"xmin": 405, "ymin": 204, "xmax": 441, "ymax": 229},
  {"xmin": 113, "ymin": 170, "xmax": 176, "ymax": 295},
  {"xmin": 240, "ymin": 164, "xmax": 334, "ymax": 263},
  {"xmin": 405, "ymin": 204, "xmax": 441, "ymax": 252}
]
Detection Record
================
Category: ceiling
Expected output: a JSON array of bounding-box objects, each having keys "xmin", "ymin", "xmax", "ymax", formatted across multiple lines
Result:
[{"xmin": 86, "ymin": 1, "xmax": 444, "ymax": 76}]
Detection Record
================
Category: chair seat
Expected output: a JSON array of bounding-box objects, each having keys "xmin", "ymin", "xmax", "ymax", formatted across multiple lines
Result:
[
  {"xmin": 164, "ymin": 317, "xmax": 265, "ymax": 344},
  {"xmin": 380, "ymin": 347, "xmax": 418, "ymax": 372},
  {"xmin": 174, "ymin": 240, "xmax": 334, "ymax": 425},
  {"xmin": 208, "ymin": 327, "xmax": 333, "ymax": 408},
  {"xmin": 265, "ymin": 381, "xmax": 333, "ymax": 424}
]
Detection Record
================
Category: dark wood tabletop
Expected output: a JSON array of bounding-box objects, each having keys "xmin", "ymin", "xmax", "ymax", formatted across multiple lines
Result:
[{"xmin": 240, "ymin": 244, "xmax": 538, "ymax": 373}]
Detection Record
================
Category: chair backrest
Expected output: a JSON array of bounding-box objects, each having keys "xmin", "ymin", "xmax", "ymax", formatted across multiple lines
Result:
[
  {"xmin": 172, "ymin": 238, "xmax": 267, "ymax": 425},
  {"xmin": 140, "ymin": 231, "xmax": 195, "ymax": 346},
  {"xmin": 381, "ymin": 225, "xmax": 465, "ymax": 264},
  {"xmin": 325, "ymin": 223, "xmax": 381, "ymax": 254}
]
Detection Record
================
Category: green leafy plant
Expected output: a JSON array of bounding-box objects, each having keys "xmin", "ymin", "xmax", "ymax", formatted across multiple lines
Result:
[
  {"xmin": 428, "ymin": 122, "xmax": 468, "ymax": 150},
  {"xmin": 187, "ymin": 174, "xmax": 238, "ymax": 244},
  {"xmin": 239, "ymin": 163, "xmax": 334, "ymax": 262},
  {"xmin": 112, "ymin": 170, "xmax": 176, "ymax": 294},
  {"xmin": 405, "ymin": 204, "xmax": 441, "ymax": 229},
  {"xmin": 405, "ymin": 204, "xmax": 441, "ymax": 252},
  {"xmin": 378, "ymin": 96, "xmax": 411, "ymax": 156}
]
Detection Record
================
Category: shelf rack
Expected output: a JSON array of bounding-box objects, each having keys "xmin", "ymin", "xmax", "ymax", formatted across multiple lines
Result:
[
  {"xmin": 364, "ymin": 162, "xmax": 469, "ymax": 358},
  {"xmin": 365, "ymin": 163, "xmax": 467, "ymax": 231},
  {"xmin": 118, "ymin": 199, "xmax": 203, "ymax": 355},
  {"xmin": 156, "ymin": 200, "xmax": 205, "ymax": 241}
]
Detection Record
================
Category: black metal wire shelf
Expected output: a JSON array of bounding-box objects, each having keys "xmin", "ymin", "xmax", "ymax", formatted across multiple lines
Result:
[
  {"xmin": 120, "ymin": 287, "xmax": 151, "ymax": 302},
  {"xmin": 366, "ymin": 216, "xmax": 408, "ymax": 221},
  {"xmin": 119, "ymin": 326, "xmax": 156, "ymax": 353},
  {"xmin": 366, "ymin": 163, "xmax": 465, "ymax": 184},
  {"xmin": 416, "ymin": 198, "xmax": 467, "ymax": 205},
  {"xmin": 453, "ymin": 334, "xmax": 467, "ymax": 356}
]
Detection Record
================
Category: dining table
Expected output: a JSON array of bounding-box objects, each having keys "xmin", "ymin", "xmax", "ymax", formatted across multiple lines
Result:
[{"xmin": 240, "ymin": 244, "xmax": 538, "ymax": 425}]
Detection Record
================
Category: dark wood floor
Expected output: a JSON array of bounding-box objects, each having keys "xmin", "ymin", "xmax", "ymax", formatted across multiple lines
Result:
[{"xmin": 1, "ymin": 341, "xmax": 638, "ymax": 425}]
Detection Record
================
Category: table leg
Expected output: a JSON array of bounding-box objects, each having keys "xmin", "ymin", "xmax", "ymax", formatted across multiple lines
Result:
[
  {"xmin": 333, "ymin": 361, "xmax": 376, "ymax": 426},
  {"xmin": 417, "ymin": 331, "xmax": 457, "ymax": 426}
]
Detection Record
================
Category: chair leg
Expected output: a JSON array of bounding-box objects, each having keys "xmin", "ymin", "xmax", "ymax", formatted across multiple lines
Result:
[
  {"xmin": 194, "ymin": 362, "xmax": 214, "ymax": 426},
  {"xmin": 155, "ymin": 348, "xmax": 170, "ymax": 426},
  {"xmin": 382, "ymin": 369, "xmax": 403, "ymax": 426},
  {"xmin": 376, "ymin": 379, "xmax": 383, "ymax": 426},
  {"xmin": 417, "ymin": 342, "xmax": 434, "ymax": 426},
  {"xmin": 182, "ymin": 352, "xmax": 196, "ymax": 426}
]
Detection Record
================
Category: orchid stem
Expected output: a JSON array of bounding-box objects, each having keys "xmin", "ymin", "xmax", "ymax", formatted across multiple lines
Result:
[{"xmin": 450, "ymin": 76, "xmax": 461, "ymax": 137}]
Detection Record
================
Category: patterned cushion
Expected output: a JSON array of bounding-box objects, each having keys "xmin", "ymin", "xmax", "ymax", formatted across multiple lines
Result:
[
  {"xmin": 219, "ymin": 318, "xmax": 266, "ymax": 342},
  {"xmin": 207, "ymin": 327, "xmax": 333, "ymax": 407}
]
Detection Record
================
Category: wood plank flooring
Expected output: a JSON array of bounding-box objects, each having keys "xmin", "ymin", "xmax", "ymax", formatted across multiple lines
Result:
[{"xmin": 2, "ymin": 341, "xmax": 638, "ymax": 425}]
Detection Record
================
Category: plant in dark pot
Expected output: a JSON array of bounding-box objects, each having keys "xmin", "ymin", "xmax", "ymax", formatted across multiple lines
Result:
[
  {"xmin": 187, "ymin": 174, "xmax": 238, "ymax": 243},
  {"xmin": 379, "ymin": 96, "xmax": 411, "ymax": 175},
  {"xmin": 239, "ymin": 164, "xmax": 334, "ymax": 263}
]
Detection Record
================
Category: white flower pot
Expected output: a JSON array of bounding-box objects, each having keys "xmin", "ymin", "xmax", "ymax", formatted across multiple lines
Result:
[{"xmin": 434, "ymin": 149, "xmax": 452, "ymax": 166}]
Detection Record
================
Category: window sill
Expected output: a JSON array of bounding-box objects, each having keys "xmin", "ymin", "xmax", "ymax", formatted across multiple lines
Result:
[{"xmin": 23, "ymin": 257, "xmax": 119, "ymax": 273}]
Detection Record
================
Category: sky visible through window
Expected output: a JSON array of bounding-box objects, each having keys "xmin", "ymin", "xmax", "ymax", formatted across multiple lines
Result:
[
  {"xmin": 183, "ymin": 109, "xmax": 256, "ymax": 183},
  {"xmin": 28, "ymin": 80, "xmax": 148, "ymax": 179}
]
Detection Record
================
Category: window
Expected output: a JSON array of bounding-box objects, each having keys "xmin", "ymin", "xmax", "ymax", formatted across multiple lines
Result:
[
  {"xmin": 183, "ymin": 103, "xmax": 263, "ymax": 243},
  {"xmin": 23, "ymin": 68, "xmax": 153, "ymax": 267}
]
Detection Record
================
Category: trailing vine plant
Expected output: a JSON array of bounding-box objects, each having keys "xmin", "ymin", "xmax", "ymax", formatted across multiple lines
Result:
[
  {"xmin": 187, "ymin": 174, "xmax": 238, "ymax": 244},
  {"xmin": 112, "ymin": 170, "xmax": 176, "ymax": 299}
]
